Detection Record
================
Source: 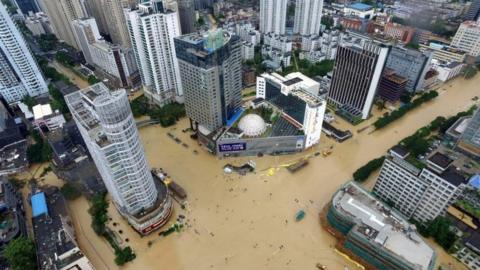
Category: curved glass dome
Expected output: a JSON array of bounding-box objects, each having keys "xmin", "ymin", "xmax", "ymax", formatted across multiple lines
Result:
[{"xmin": 238, "ymin": 114, "xmax": 267, "ymax": 137}]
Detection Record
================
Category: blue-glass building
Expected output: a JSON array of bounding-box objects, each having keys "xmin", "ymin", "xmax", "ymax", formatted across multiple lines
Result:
[{"xmin": 14, "ymin": 0, "xmax": 39, "ymax": 14}]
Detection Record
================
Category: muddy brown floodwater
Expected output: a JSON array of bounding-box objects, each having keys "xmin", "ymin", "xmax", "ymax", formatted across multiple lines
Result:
[
  {"xmin": 36, "ymin": 76, "xmax": 479, "ymax": 270},
  {"xmin": 49, "ymin": 61, "xmax": 91, "ymax": 89}
]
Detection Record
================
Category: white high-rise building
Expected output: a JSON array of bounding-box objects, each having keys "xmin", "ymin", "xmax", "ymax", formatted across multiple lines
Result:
[
  {"xmin": 36, "ymin": 0, "xmax": 86, "ymax": 49},
  {"xmin": 72, "ymin": 18, "xmax": 102, "ymax": 65},
  {"xmin": 259, "ymin": 0, "xmax": 287, "ymax": 35},
  {"xmin": 66, "ymin": 83, "xmax": 172, "ymax": 235},
  {"xmin": 125, "ymin": 0, "xmax": 183, "ymax": 106},
  {"xmin": 373, "ymin": 149, "xmax": 468, "ymax": 223},
  {"xmin": 72, "ymin": 17, "xmax": 139, "ymax": 88},
  {"xmin": 294, "ymin": 0, "xmax": 324, "ymax": 35},
  {"xmin": 0, "ymin": 3, "xmax": 48, "ymax": 103},
  {"xmin": 451, "ymin": 20, "xmax": 480, "ymax": 57}
]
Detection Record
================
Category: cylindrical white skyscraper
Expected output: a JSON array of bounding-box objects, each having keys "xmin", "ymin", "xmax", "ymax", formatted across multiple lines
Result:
[
  {"xmin": 66, "ymin": 83, "xmax": 172, "ymax": 234},
  {"xmin": 0, "ymin": 2, "xmax": 48, "ymax": 103}
]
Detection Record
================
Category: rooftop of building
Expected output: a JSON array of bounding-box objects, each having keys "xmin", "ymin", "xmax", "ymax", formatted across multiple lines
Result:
[
  {"xmin": 390, "ymin": 145, "xmax": 410, "ymax": 158},
  {"xmin": 385, "ymin": 153, "xmax": 422, "ymax": 177},
  {"xmin": 459, "ymin": 20, "xmax": 480, "ymax": 28},
  {"xmin": 428, "ymin": 152, "xmax": 454, "ymax": 169},
  {"xmin": 347, "ymin": 2, "xmax": 374, "ymax": 11},
  {"xmin": 422, "ymin": 43, "xmax": 466, "ymax": 54},
  {"xmin": 383, "ymin": 72, "xmax": 408, "ymax": 84},
  {"xmin": 0, "ymin": 140, "xmax": 28, "ymax": 174},
  {"xmin": 176, "ymin": 30, "xmax": 233, "ymax": 54},
  {"xmin": 445, "ymin": 61, "xmax": 463, "ymax": 68},
  {"xmin": 46, "ymin": 128, "xmax": 86, "ymax": 166},
  {"xmin": 263, "ymin": 32, "xmax": 290, "ymax": 40},
  {"xmin": 283, "ymin": 77, "xmax": 303, "ymax": 86},
  {"xmin": 465, "ymin": 231, "xmax": 480, "ymax": 250},
  {"xmin": 0, "ymin": 180, "xmax": 24, "ymax": 245},
  {"xmin": 237, "ymin": 114, "xmax": 267, "ymax": 137},
  {"xmin": 469, "ymin": 174, "xmax": 480, "ymax": 189},
  {"xmin": 91, "ymin": 40, "xmax": 119, "ymax": 51},
  {"xmin": 446, "ymin": 206, "xmax": 478, "ymax": 230},
  {"xmin": 439, "ymin": 166, "xmax": 468, "ymax": 187},
  {"xmin": 136, "ymin": 0, "xmax": 175, "ymax": 15},
  {"xmin": 222, "ymin": 111, "xmax": 300, "ymax": 140},
  {"xmin": 32, "ymin": 188, "xmax": 88, "ymax": 270},
  {"xmin": 32, "ymin": 104, "xmax": 53, "ymax": 120},
  {"xmin": 261, "ymin": 73, "xmax": 324, "ymax": 107},
  {"xmin": 31, "ymin": 192, "xmax": 48, "ymax": 218},
  {"xmin": 65, "ymin": 83, "xmax": 127, "ymax": 148},
  {"xmin": 18, "ymin": 102, "xmax": 33, "ymax": 119},
  {"xmin": 332, "ymin": 182, "xmax": 435, "ymax": 270},
  {"xmin": 446, "ymin": 116, "xmax": 471, "ymax": 138}
]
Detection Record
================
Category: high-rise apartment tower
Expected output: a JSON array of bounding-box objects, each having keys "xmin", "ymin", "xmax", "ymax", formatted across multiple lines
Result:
[
  {"xmin": 66, "ymin": 83, "xmax": 172, "ymax": 234},
  {"xmin": 0, "ymin": 3, "xmax": 48, "ymax": 103},
  {"xmin": 464, "ymin": 0, "xmax": 480, "ymax": 22},
  {"xmin": 36, "ymin": 0, "xmax": 86, "ymax": 49},
  {"xmin": 178, "ymin": 0, "xmax": 195, "ymax": 34},
  {"xmin": 293, "ymin": 0, "xmax": 323, "ymax": 36},
  {"xmin": 125, "ymin": 0, "xmax": 183, "ymax": 106},
  {"xmin": 259, "ymin": 0, "xmax": 288, "ymax": 35},
  {"xmin": 101, "ymin": 0, "xmax": 132, "ymax": 48}
]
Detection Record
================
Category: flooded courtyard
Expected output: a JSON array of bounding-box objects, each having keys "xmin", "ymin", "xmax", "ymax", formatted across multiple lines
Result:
[{"xmin": 29, "ymin": 76, "xmax": 480, "ymax": 270}]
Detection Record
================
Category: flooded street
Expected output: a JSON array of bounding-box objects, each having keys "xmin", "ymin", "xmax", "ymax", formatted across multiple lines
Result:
[
  {"xmin": 29, "ymin": 76, "xmax": 479, "ymax": 270},
  {"xmin": 49, "ymin": 61, "xmax": 91, "ymax": 89}
]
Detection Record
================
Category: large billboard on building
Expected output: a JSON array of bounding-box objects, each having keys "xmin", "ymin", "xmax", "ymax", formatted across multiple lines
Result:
[{"xmin": 218, "ymin": 142, "xmax": 247, "ymax": 152}]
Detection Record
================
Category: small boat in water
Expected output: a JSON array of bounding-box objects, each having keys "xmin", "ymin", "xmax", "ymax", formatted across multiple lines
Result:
[{"xmin": 295, "ymin": 210, "xmax": 305, "ymax": 222}]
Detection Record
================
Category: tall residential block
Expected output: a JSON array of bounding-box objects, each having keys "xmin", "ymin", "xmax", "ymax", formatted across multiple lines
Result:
[
  {"xmin": 259, "ymin": 0, "xmax": 287, "ymax": 35},
  {"xmin": 83, "ymin": 0, "xmax": 108, "ymax": 34},
  {"xmin": 65, "ymin": 83, "xmax": 172, "ymax": 235},
  {"xmin": 464, "ymin": 0, "xmax": 480, "ymax": 22},
  {"xmin": 373, "ymin": 149, "xmax": 468, "ymax": 223},
  {"xmin": 36, "ymin": 0, "xmax": 86, "ymax": 49},
  {"xmin": 174, "ymin": 30, "xmax": 242, "ymax": 132},
  {"xmin": 72, "ymin": 17, "xmax": 101, "ymax": 65},
  {"xmin": 125, "ymin": 0, "xmax": 183, "ymax": 106},
  {"xmin": 451, "ymin": 21, "xmax": 480, "ymax": 57},
  {"xmin": 457, "ymin": 107, "xmax": 480, "ymax": 159},
  {"xmin": 0, "ymin": 3, "xmax": 48, "ymax": 103},
  {"xmin": 178, "ymin": 0, "xmax": 195, "ymax": 34},
  {"xmin": 72, "ymin": 17, "xmax": 139, "ymax": 88},
  {"xmin": 101, "ymin": 0, "xmax": 132, "ymax": 48},
  {"xmin": 386, "ymin": 46, "xmax": 433, "ymax": 93},
  {"xmin": 293, "ymin": 0, "xmax": 323, "ymax": 36},
  {"xmin": 327, "ymin": 43, "xmax": 389, "ymax": 120}
]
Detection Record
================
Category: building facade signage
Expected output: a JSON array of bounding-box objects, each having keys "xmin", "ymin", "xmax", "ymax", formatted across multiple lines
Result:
[{"xmin": 218, "ymin": 142, "xmax": 247, "ymax": 152}]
